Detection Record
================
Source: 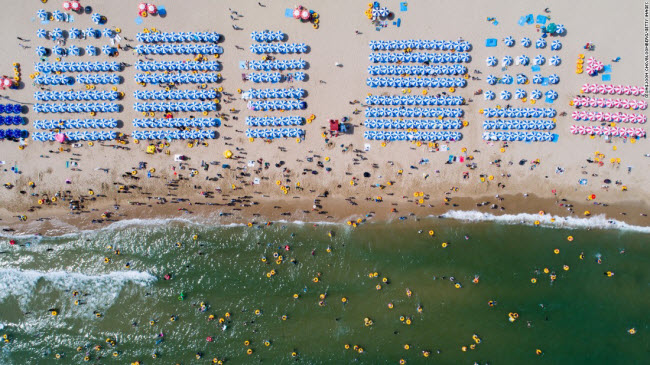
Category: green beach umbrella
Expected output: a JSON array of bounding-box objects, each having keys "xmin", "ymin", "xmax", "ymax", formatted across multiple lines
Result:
[{"xmin": 547, "ymin": 23, "xmax": 557, "ymax": 34}]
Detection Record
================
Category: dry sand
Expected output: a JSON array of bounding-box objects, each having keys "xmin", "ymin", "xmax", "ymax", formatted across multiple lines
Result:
[{"xmin": 0, "ymin": 0, "xmax": 648, "ymax": 235}]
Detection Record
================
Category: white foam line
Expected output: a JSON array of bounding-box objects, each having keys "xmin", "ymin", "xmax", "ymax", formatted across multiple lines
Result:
[{"xmin": 439, "ymin": 210, "xmax": 650, "ymax": 233}]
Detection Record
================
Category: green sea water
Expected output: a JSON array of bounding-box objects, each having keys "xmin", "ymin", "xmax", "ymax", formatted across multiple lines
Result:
[{"xmin": 0, "ymin": 218, "xmax": 648, "ymax": 364}]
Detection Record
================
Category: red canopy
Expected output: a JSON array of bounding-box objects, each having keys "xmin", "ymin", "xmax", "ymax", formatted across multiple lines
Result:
[
  {"xmin": 329, "ymin": 120, "xmax": 340, "ymax": 131},
  {"xmin": 293, "ymin": 7, "xmax": 302, "ymax": 19},
  {"xmin": 301, "ymin": 9, "xmax": 311, "ymax": 20}
]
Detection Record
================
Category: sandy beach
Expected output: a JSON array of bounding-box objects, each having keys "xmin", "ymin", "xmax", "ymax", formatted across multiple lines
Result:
[{"xmin": 0, "ymin": 0, "xmax": 648, "ymax": 235}]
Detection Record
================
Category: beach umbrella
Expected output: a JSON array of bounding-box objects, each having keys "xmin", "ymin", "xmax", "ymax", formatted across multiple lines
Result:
[
  {"xmin": 147, "ymin": 4, "xmax": 158, "ymax": 14},
  {"xmin": 551, "ymin": 40, "xmax": 562, "ymax": 51},
  {"xmin": 68, "ymin": 45, "xmax": 80, "ymax": 56},
  {"xmin": 69, "ymin": 27, "xmax": 81, "ymax": 39},
  {"xmin": 516, "ymin": 74, "xmax": 528, "ymax": 84},
  {"xmin": 531, "ymin": 90, "xmax": 542, "ymax": 100},
  {"xmin": 63, "ymin": 2, "xmax": 71, "ymax": 11},
  {"xmin": 486, "ymin": 75, "xmax": 497, "ymax": 85},
  {"xmin": 91, "ymin": 13, "xmax": 102, "ymax": 24},
  {"xmin": 301, "ymin": 9, "xmax": 311, "ymax": 20},
  {"xmin": 536, "ymin": 38, "xmax": 547, "ymax": 48},
  {"xmin": 486, "ymin": 56, "xmax": 497, "ymax": 66},
  {"xmin": 502, "ymin": 74, "xmax": 513, "ymax": 84},
  {"xmin": 515, "ymin": 89, "xmax": 526, "ymax": 99},
  {"xmin": 546, "ymin": 90, "xmax": 558, "ymax": 100},
  {"xmin": 500, "ymin": 90, "xmax": 511, "ymax": 100},
  {"xmin": 53, "ymin": 45, "xmax": 65, "ymax": 56},
  {"xmin": 503, "ymin": 36, "xmax": 515, "ymax": 47},
  {"xmin": 555, "ymin": 24, "xmax": 565, "ymax": 34},
  {"xmin": 534, "ymin": 55, "xmax": 545, "ymax": 65},
  {"xmin": 549, "ymin": 55, "xmax": 561, "ymax": 66},
  {"xmin": 521, "ymin": 37, "xmax": 531, "ymax": 47},
  {"xmin": 502, "ymin": 55, "xmax": 513, "ymax": 66},
  {"xmin": 103, "ymin": 28, "xmax": 115, "ymax": 38},
  {"xmin": 516, "ymin": 55, "xmax": 529, "ymax": 66},
  {"xmin": 70, "ymin": 1, "xmax": 81, "ymax": 11},
  {"xmin": 85, "ymin": 45, "xmax": 97, "ymax": 56},
  {"xmin": 37, "ymin": 9, "xmax": 48, "ymax": 20},
  {"xmin": 51, "ymin": 28, "xmax": 63, "ymax": 39},
  {"xmin": 36, "ymin": 29, "xmax": 48, "ymax": 39},
  {"xmin": 102, "ymin": 45, "xmax": 113, "ymax": 55},
  {"xmin": 548, "ymin": 74, "xmax": 559, "ymax": 84},
  {"xmin": 52, "ymin": 10, "xmax": 64, "ymax": 21},
  {"xmin": 530, "ymin": 74, "xmax": 542, "ymax": 84},
  {"xmin": 84, "ymin": 28, "xmax": 96, "ymax": 38}
]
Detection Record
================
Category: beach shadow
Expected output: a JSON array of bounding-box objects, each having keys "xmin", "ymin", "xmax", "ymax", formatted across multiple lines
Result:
[
  {"xmin": 116, "ymin": 120, "xmax": 124, "ymax": 128},
  {"xmin": 302, "ymin": 61, "xmax": 310, "ymax": 70}
]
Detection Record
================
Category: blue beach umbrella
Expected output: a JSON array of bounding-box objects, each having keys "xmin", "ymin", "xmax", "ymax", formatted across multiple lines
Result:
[
  {"xmin": 84, "ymin": 28, "xmax": 97, "ymax": 38},
  {"xmin": 516, "ymin": 74, "xmax": 528, "ymax": 84},
  {"xmin": 551, "ymin": 40, "xmax": 562, "ymax": 51},
  {"xmin": 68, "ymin": 45, "xmax": 80, "ymax": 56},
  {"xmin": 502, "ymin": 55, "xmax": 513, "ymax": 66},
  {"xmin": 486, "ymin": 56, "xmax": 497, "ymax": 67},
  {"xmin": 36, "ymin": 29, "xmax": 48, "ymax": 39},
  {"xmin": 102, "ymin": 45, "xmax": 113, "ymax": 55},
  {"xmin": 521, "ymin": 37, "xmax": 531, "ymax": 47},
  {"xmin": 516, "ymin": 55, "xmax": 529, "ymax": 66},
  {"xmin": 52, "ymin": 10, "xmax": 64, "ymax": 21},
  {"xmin": 502, "ymin": 74, "xmax": 513, "ymax": 84},
  {"xmin": 548, "ymin": 74, "xmax": 559, "ymax": 84},
  {"xmin": 503, "ymin": 36, "xmax": 515, "ymax": 47},
  {"xmin": 500, "ymin": 90, "xmax": 511, "ymax": 100},
  {"xmin": 555, "ymin": 24, "xmax": 565, "ymax": 34},
  {"xmin": 549, "ymin": 55, "xmax": 561, "ymax": 66},
  {"xmin": 535, "ymin": 38, "xmax": 547, "ymax": 48},
  {"xmin": 103, "ymin": 28, "xmax": 115, "ymax": 38},
  {"xmin": 515, "ymin": 89, "xmax": 526, "ymax": 99},
  {"xmin": 545, "ymin": 90, "xmax": 558, "ymax": 100},
  {"xmin": 534, "ymin": 55, "xmax": 545, "ymax": 65},
  {"xmin": 37, "ymin": 9, "xmax": 48, "ymax": 20},
  {"xmin": 85, "ymin": 45, "xmax": 97, "ymax": 55},
  {"xmin": 51, "ymin": 28, "xmax": 63, "ymax": 39},
  {"xmin": 91, "ymin": 13, "xmax": 102, "ymax": 24},
  {"xmin": 532, "ymin": 74, "xmax": 543, "ymax": 84},
  {"xmin": 53, "ymin": 45, "xmax": 65, "ymax": 56}
]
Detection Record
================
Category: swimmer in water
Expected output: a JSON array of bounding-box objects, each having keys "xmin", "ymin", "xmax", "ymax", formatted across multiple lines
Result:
[{"xmin": 464, "ymin": 235, "xmax": 470, "ymax": 240}]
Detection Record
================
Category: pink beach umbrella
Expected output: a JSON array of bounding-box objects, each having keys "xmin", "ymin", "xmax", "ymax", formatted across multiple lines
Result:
[
  {"xmin": 570, "ymin": 125, "xmax": 579, "ymax": 134},
  {"xmin": 595, "ymin": 112, "xmax": 604, "ymax": 121},
  {"xmin": 612, "ymin": 99, "xmax": 622, "ymax": 108},
  {"xmin": 579, "ymin": 111, "xmax": 588, "ymax": 120},
  {"xmin": 628, "ymin": 100, "xmax": 639, "ymax": 109},
  {"xmin": 610, "ymin": 127, "xmax": 619, "ymax": 136},
  {"xmin": 622, "ymin": 85, "xmax": 631, "ymax": 95},
  {"xmin": 586, "ymin": 57, "xmax": 596, "ymax": 66},
  {"xmin": 602, "ymin": 126, "xmax": 611, "ymax": 135},
  {"xmin": 620, "ymin": 99, "xmax": 630, "ymax": 109},
  {"xmin": 147, "ymin": 4, "xmax": 157, "ymax": 14},
  {"xmin": 620, "ymin": 113, "xmax": 630, "ymax": 123},
  {"xmin": 595, "ymin": 61, "xmax": 604, "ymax": 71},
  {"xmin": 639, "ymin": 100, "xmax": 648, "ymax": 109},
  {"xmin": 55, "ymin": 133, "xmax": 67, "ymax": 143},
  {"xmin": 71, "ymin": 1, "xmax": 81, "ymax": 11},
  {"xmin": 139, "ymin": 3, "xmax": 147, "ymax": 12},
  {"xmin": 572, "ymin": 111, "xmax": 581, "ymax": 120},
  {"xmin": 605, "ymin": 99, "xmax": 614, "ymax": 108},
  {"xmin": 586, "ymin": 65, "xmax": 598, "ymax": 76},
  {"xmin": 301, "ymin": 9, "xmax": 311, "ymax": 20},
  {"xmin": 293, "ymin": 7, "xmax": 302, "ymax": 19},
  {"xmin": 619, "ymin": 127, "xmax": 629, "ymax": 136},
  {"xmin": 613, "ymin": 85, "xmax": 622, "ymax": 94},
  {"xmin": 63, "ymin": 2, "xmax": 71, "ymax": 10},
  {"xmin": 638, "ymin": 115, "xmax": 647, "ymax": 123},
  {"xmin": 605, "ymin": 84, "xmax": 615, "ymax": 94},
  {"xmin": 627, "ymin": 128, "xmax": 636, "ymax": 136},
  {"xmin": 588, "ymin": 84, "xmax": 598, "ymax": 93},
  {"xmin": 593, "ymin": 126, "xmax": 603, "ymax": 135},
  {"xmin": 581, "ymin": 83, "xmax": 590, "ymax": 93},
  {"xmin": 597, "ymin": 84, "xmax": 607, "ymax": 94},
  {"xmin": 2, "ymin": 78, "xmax": 13, "ymax": 88},
  {"xmin": 596, "ymin": 98, "xmax": 607, "ymax": 107},
  {"xmin": 589, "ymin": 98, "xmax": 599, "ymax": 107},
  {"xmin": 585, "ymin": 126, "xmax": 594, "ymax": 135},
  {"xmin": 578, "ymin": 125, "xmax": 586, "ymax": 134},
  {"xmin": 586, "ymin": 112, "xmax": 596, "ymax": 121},
  {"xmin": 635, "ymin": 128, "xmax": 646, "ymax": 137},
  {"xmin": 611, "ymin": 113, "xmax": 621, "ymax": 122},
  {"xmin": 603, "ymin": 112, "xmax": 612, "ymax": 121}
]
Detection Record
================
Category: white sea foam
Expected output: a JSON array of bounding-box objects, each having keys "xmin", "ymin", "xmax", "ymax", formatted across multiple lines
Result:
[{"xmin": 439, "ymin": 210, "xmax": 650, "ymax": 233}]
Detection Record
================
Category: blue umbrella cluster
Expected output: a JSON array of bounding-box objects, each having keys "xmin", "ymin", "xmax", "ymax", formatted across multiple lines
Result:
[
  {"xmin": 136, "ymin": 31, "xmax": 221, "ymax": 43},
  {"xmin": 34, "ymin": 90, "xmax": 119, "ymax": 101},
  {"xmin": 482, "ymin": 131, "xmax": 554, "ymax": 142},
  {"xmin": 367, "ymin": 64, "xmax": 467, "ymax": 76},
  {"xmin": 36, "ymin": 9, "xmax": 48, "ymax": 20},
  {"xmin": 34, "ymin": 75, "xmax": 74, "ymax": 85},
  {"xmin": 245, "ymin": 116, "xmax": 304, "ymax": 126},
  {"xmin": 369, "ymin": 52, "xmax": 471, "ymax": 63},
  {"xmin": 133, "ymin": 130, "xmax": 216, "ymax": 140},
  {"xmin": 34, "ymin": 119, "xmax": 118, "ymax": 129},
  {"xmin": 248, "ymin": 59, "xmax": 307, "ymax": 71},
  {"xmin": 135, "ymin": 61, "xmax": 221, "ymax": 72},
  {"xmin": 245, "ymin": 128, "xmax": 304, "ymax": 139},
  {"xmin": 482, "ymin": 108, "xmax": 556, "ymax": 118},
  {"xmin": 364, "ymin": 95, "xmax": 464, "ymax": 106},
  {"xmin": 35, "ymin": 61, "xmax": 122, "ymax": 73},
  {"xmin": 249, "ymin": 43, "xmax": 308, "ymax": 54},
  {"xmin": 365, "ymin": 119, "xmax": 463, "ymax": 129},
  {"xmin": 135, "ymin": 44, "xmax": 224, "ymax": 55},
  {"xmin": 133, "ymin": 102, "xmax": 217, "ymax": 112},
  {"xmin": 369, "ymin": 40, "xmax": 472, "ymax": 51},
  {"xmin": 133, "ymin": 118, "xmax": 219, "ymax": 128},
  {"xmin": 0, "ymin": 129, "xmax": 28, "ymax": 139},
  {"xmin": 366, "ymin": 77, "xmax": 467, "ymax": 88},
  {"xmin": 33, "ymin": 131, "xmax": 118, "ymax": 142},
  {"xmin": 134, "ymin": 73, "xmax": 221, "ymax": 84},
  {"xmin": 131, "ymin": 130, "xmax": 217, "ymax": 140},
  {"xmin": 245, "ymin": 88, "xmax": 305, "ymax": 99},
  {"xmin": 76, "ymin": 74, "xmax": 121, "ymax": 85},
  {"xmin": 482, "ymin": 119, "xmax": 556, "ymax": 130},
  {"xmin": 247, "ymin": 100, "xmax": 305, "ymax": 111},
  {"xmin": 251, "ymin": 30, "xmax": 285, "ymax": 42},
  {"xmin": 0, "ymin": 104, "xmax": 23, "ymax": 114},
  {"xmin": 363, "ymin": 130, "xmax": 462, "ymax": 141},
  {"xmin": 0, "ymin": 116, "xmax": 24, "ymax": 125},
  {"xmin": 247, "ymin": 72, "xmax": 283, "ymax": 83},
  {"xmin": 134, "ymin": 89, "xmax": 217, "ymax": 100},
  {"xmin": 365, "ymin": 107, "xmax": 463, "ymax": 118},
  {"xmin": 33, "ymin": 103, "xmax": 119, "ymax": 113}
]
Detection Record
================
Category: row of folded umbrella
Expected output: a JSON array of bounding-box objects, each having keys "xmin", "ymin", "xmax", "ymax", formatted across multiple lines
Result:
[
  {"xmin": 248, "ymin": 72, "xmax": 306, "ymax": 83},
  {"xmin": 482, "ymin": 119, "xmax": 556, "ymax": 130},
  {"xmin": 247, "ymin": 100, "xmax": 306, "ymax": 111},
  {"xmin": 482, "ymin": 108, "xmax": 557, "ymax": 118},
  {"xmin": 133, "ymin": 89, "xmax": 217, "ymax": 100},
  {"xmin": 136, "ymin": 31, "xmax": 221, "ymax": 43},
  {"xmin": 572, "ymin": 97, "xmax": 647, "ymax": 110},
  {"xmin": 34, "ymin": 75, "xmax": 74, "ymax": 85},
  {"xmin": 0, "ymin": 129, "xmax": 27, "ymax": 139},
  {"xmin": 369, "ymin": 52, "xmax": 471, "ymax": 63},
  {"xmin": 570, "ymin": 125, "xmax": 646, "ymax": 137},
  {"xmin": 133, "ymin": 130, "xmax": 217, "ymax": 140},
  {"xmin": 365, "ymin": 107, "xmax": 464, "ymax": 118},
  {"xmin": 486, "ymin": 55, "xmax": 561, "ymax": 67},
  {"xmin": 245, "ymin": 116, "xmax": 304, "ymax": 126},
  {"xmin": 580, "ymin": 84, "xmax": 645, "ymax": 96},
  {"xmin": 486, "ymin": 73, "xmax": 559, "ymax": 85},
  {"xmin": 35, "ymin": 90, "xmax": 119, "ymax": 101},
  {"xmin": 369, "ymin": 40, "xmax": 472, "ymax": 52},
  {"xmin": 38, "ymin": 27, "xmax": 116, "ymax": 40},
  {"xmin": 364, "ymin": 95, "xmax": 464, "ymax": 106},
  {"xmin": 77, "ymin": 74, "xmax": 122, "ymax": 85},
  {"xmin": 367, "ymin": 64, "xmax": 467, "ymax": 76},
  {"xmin": 483, "ymin": 131, "xmax": 555, "ymax": 142},
  {"xmin": 37, "ymin": 9, "xmax": 102, "ymax": 23},
  {"xmin": 366, "ymin": 77, "xmax": 467, "ymax": 88},
  {"xmin": 247, "ymin": 59, "xmax": 307, "ymax": 71},
  {"xmin": 245, "ymin": 128, "xmax": 305, "ymax": 139},
  {"xmin": 34, "ymin": 103, "xmax": 120, "ymax": 113},
  {"xmin": 132, "ymin": 118, "xmax": 219, "ymax": 128},
  {"xmin": 33, "ymin": 131, "xmax": 118, "ymax": 142},
  {"xmin": 134, "ymin": 73, "xmax": 221, "ymax": 84},
  {"xmin": 250, "ymin": 43, "xmax": 308, "ymax": 54},
  {"xmin": 34, "ymin": 119, "xmax": 118, "ymax": 129},
  {"xmin": 363, "ymin": 130, "xmax": 462, "ymax": 141},
  {"xmin": 487, "ymin": 89, "xmax": 558, "ymax": 101},
  {"xmin": 0, "ymin": 116, "xmax": 24, "ymax": 125},
  {"xmin": 134, "ymin": 61, "xmax": 221, "ymax": 72},
  {"xmin": 133, "ymin": 102, "xmax": 217, "ymax": 112},
  {"xmin": 36, "ymin": 45, "xmax": 116, "ymax": 57},
  {"xmin": 243, "ymin": 88, "xmax": 305, "ymax": 99},
  {"xmin": 35, "ymin": 61, "xmax": 122, "ymax": 73},
  {"xmin": 251, "ymin": 31, "xmax": 285, "ymax": 42},
  {"xmin": 364, "ymin": 119, "xmax": 463, "ymax": 129},
  {"xmin": 504, "ymin": 35, "xmax": 564, "ymax": 48},
  {"xmin": 135, "ymin": 44, "xmax": 224, "ymax": 55},
  {"xmin": 571, "ymin": 111, "xmax": 646, "ymax": 123},
  {"xmin": 0, "ymin": 104, "xmax": 23, "ymax": 114}
]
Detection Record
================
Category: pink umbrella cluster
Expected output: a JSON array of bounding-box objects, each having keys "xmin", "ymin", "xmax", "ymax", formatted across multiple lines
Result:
[
  {"xmin": 570, "ymin": 125, "xmax": 646, "ymax": 137},
  {"xmin": 138, "ymin": 3, "xmax": 157, "ymax": 15},
  {"xmin": 585, "ymin": 57, "xmax": 604, "ymax": 76},
  {"xmin": 580, "ymin": 83, "xmax": 645, "ymax": 96},
  {"xmin": 0, "ymin": 77, "xmax": 14, "ymax": 89},
  {"xmin": 293, "ymin": 5, "xmax": 311, "ymax": 20},
  {"xmin": 573, "ymin": 97, "xmax": 647, "ymax": 110},
  {"xmin": 63, "ymin": 1, "xmax": 81, "ymax": 11},
  {"xmin": 571, "ymin": 110, "xmax": 646, "ymax": 124}
]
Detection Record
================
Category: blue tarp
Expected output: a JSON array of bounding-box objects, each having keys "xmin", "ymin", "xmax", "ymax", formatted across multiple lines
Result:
[
  {"xmin": 536, "ymin": 15, "xmax": 547, "ymax": 24},
  {"xmin": 400, "ymin": 2, "xmax": 407, "ymax": 11},
  {"xmin": 285, "ymin": 8, "xmax": 293, "ymax": 17},
  {"xmin": 486, "ymin": 38, "xmax": 497, "ymax": 47},
  {"xmin": 602, "ymin": 74, "xmax": 612, "ymax": 82}
]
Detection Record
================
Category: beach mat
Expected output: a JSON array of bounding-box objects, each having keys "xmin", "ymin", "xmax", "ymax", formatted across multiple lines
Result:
[
  {"xmin": 545, "ymin": 97, "xmax": 555, "ymax": 103},
  {"xmin": 485, "ymin": 38, "xmax": 497, "ymax": 47},
  {"xmin": 531, "ymin": 65, "xmax": 540, "ymax": 72},
  {"xmin": 518, "ymin": 17, "xmax": 525, "ymax": 26},
  {"xmin": 135, "ymin": 16, "xmax": 143, "ymax": 25},
  {"xmin": 603, "ymin": 65, "xmax": 612, "ymax": 73},
  {"xmin": 284, "ymin": 8, "xmax": 293, "ymax": 17},
  {"xmin": 602, "ymin": 74, "xmax": 611, "ymax": 82},
  {"xmin": 551, "ymin": 134, "xmax": 559, "ymax": 143},
  {"xmin": 536, "ymin": 15, "xmax": 546, "ymax": 24},
  {"xmin": 400, "ymin": 2, "xmax": 407, "ymax": 11}
]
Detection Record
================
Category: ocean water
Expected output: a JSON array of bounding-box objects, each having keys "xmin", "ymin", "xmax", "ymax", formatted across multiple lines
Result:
[{"xmin": 0, "ymin": 217, "xmax": 648, "ymax": 364}]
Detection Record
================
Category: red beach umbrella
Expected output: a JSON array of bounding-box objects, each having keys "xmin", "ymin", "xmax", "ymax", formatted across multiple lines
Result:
[
  {"xmin": 301, "ymin": 9, "xmax": 311, "ymax": 20},
  {"xmin": 2, "ymin": 78, "xmax": 13, "ymax": 88},
  {"xmin": 293, "ymin": 7, "xmax": 302, "ymax": 19},
  {"xmin": 63, "ymin": 2, "xmax": 71, "ymax": 10},
  {"xmin": 55, "ymin": 133, "xmax": 67, "ymax": 143},
  {"xmin": 70, "ymin": 1, "xmax": 81, "ymax": 11},
  {"xmin": 147, "ymin": 4, "xmax": 157, "ymax": 14},
  {"xmin": 138, "ymin": 3, "xmax": 147, "ymax": 12}
]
